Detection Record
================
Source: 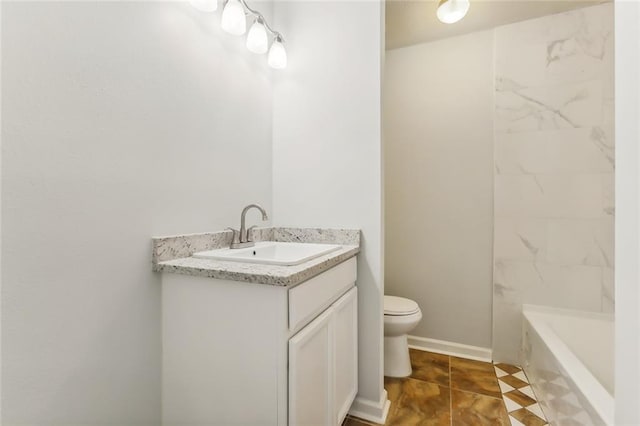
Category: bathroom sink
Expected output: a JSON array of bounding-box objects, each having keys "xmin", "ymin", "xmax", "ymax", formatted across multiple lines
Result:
[{"xmin": 192, "ymin": 242, "xmax": 342, "ymax": 266}]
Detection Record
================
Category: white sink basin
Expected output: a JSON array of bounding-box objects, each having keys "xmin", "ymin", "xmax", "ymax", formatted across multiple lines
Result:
[{"xmin": 192, "ymin": 242, "xmax": 342, "ymax": 266}]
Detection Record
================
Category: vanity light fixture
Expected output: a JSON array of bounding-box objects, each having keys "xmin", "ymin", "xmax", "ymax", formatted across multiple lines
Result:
[
  {"xmin": 246, "ymin": 17, "xmax": 269, "ymax": 54},
  {"xmin": 436, "ymin": 0, "xmax": 470, "ymax": 24},
  {"xmin": 192, "ymin": 0, "xmax": 287, "ymax": 69},
  {"xmin": 267, "ymin": 35, "xmax": 287, "ymax": 69},
  {"xmin": 221, "ymin": 0, "xmax": 247, "ymax": 35}
]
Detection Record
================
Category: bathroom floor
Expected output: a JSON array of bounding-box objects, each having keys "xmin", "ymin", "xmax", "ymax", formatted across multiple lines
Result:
[{"xmin": 343, "ymin": 349, "xmax": 548, "ymax": 426}]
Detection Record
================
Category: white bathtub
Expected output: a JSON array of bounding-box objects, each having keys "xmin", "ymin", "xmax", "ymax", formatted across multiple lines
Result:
[{"xmin": 522, "ymin": 305, "xmax": 614, "ymax": 426}]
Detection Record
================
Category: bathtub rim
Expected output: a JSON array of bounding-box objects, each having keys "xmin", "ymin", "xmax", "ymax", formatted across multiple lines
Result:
[{"xmin": 522, "ymin": 304, "xmax": 614, "ymax": 426}]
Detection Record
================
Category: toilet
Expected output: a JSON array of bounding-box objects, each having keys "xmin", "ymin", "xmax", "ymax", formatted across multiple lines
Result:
[{"xmin": 383, "ymin": 295, "xmax": 422, "ymax": 377}]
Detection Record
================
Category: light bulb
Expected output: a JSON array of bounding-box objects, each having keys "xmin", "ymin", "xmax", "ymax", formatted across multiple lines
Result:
[
  {"xmin": 436, "ymin": 0, "xmax": 470, "ymax": 24},
  {"xmin": 246, "ymin": 19, "xmax": 268, "ymax": 54},
  {"xmin": 268, "ymin": 37, "xmax": 287, "ymax": 69},
  {"xmin": 190, "ymin": 0, "xmax": 217, "ymax": 12},
  {"xmin": 221, "ymin": 0, "xmax": 246, "ymax": 35}
]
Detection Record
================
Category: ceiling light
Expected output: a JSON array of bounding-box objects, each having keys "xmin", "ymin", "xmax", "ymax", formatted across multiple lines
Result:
[{"xmin": 437, "ymin": 0, "xmax": 470, "ymax": 24}]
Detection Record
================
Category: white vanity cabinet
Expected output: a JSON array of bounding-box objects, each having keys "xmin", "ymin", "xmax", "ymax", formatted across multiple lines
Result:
[
  {"xmin": 289, "ymin": 286, "xmax": 358, "ymax": 426},
  {"xmin": 161, "ymin": 256, "xmax": 358, "ymax": 426}
]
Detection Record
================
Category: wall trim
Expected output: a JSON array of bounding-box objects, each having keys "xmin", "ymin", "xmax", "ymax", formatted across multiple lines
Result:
[
  {"xmin": 408, "ymin": 335, "xmax": 493, "ymax": 362},
  {"xmin": 348, "ymin": 390, "xmax": 390, "ymax": 424}
]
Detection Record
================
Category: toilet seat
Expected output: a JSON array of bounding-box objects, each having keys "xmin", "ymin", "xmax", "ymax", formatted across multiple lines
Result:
[{"xmin": 384, "ymin": 295, "xmax": 419, "ymax": 316}]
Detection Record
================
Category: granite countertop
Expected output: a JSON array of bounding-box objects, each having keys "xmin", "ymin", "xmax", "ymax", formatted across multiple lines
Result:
[{"xmin": 152, "ymin": 227, "xmax": 360, "ymax": 287}]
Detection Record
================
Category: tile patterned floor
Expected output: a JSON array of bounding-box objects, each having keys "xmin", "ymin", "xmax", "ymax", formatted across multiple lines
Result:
[
  {"xmin": 494, "ymin": 363, "xmax": 547, "ymax": 426},
  {"xmin": 343, "ymin": 349, "xmax": 548, "ymax": 426}
]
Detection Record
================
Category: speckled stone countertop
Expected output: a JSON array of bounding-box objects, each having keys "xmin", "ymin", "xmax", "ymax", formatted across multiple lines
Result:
[{"xmin": 152, "ymin": 228, "xmax": 360, "ymax": 287}]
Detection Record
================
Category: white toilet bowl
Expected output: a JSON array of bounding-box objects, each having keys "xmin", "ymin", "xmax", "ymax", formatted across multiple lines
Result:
[{"xmin": 384, "ymin": 295, "xmax": 422, "ymax": 378}]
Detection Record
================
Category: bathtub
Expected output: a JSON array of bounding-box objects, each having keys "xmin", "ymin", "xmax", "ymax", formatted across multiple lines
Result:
[{"xmin": 522, "ymin": 305, "xmax": 614, "ymax": 426}]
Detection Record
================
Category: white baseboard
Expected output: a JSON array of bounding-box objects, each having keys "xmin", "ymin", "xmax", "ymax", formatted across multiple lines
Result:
[
  {"xmin": 348, "ymin": 390, "xmax": 390, "ymax": 424},
  {"xmin": 407, "ymin": 335, "xmax": 492, "ymax": 362}
]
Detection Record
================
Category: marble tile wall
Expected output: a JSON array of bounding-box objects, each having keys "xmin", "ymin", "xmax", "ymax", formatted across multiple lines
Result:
[{"xmin": 492, "ymin": 3, "xmax": 614, "ymax": 363}]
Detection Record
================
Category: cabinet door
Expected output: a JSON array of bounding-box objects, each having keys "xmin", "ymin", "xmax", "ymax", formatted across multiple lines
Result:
[
  {"xmin": 289, "ymin": 308, "xmax": 333, "ymax": 426},
  {"xmin": 333, "ymin": 287, "xmax": 358, "ymax": 425}
]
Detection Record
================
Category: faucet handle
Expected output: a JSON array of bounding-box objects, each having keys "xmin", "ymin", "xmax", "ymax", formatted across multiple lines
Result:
[
  {"xmin": 226, "ymin": 227, "xmax": 240, "ymax": 244},
  {"xmin": 246, "ymin": 226, "xmax": 257, "ymax": 242}
]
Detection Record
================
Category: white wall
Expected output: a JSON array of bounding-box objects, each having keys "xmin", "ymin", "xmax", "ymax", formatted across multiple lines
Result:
[
  {"xmin": 271, "ymin": 0, "xmax": 386, "ymax": 419},
  {"xmin": 615, "ymin": 0, "xmax": 640, "ymax": 423},
  {"xmin": 0, "ymin": 1, "xmax": 3, "ymax": 419},
  {"xmin": 384, "ymin": 31, "xmax": 495, "ymax": 349},
  {"xmin": 1, "ymin": 2, "xmax": 272, "ymax": 423}
]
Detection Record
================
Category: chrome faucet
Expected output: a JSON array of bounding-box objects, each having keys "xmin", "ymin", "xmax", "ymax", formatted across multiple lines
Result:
[{"xmin": 228, "ymin": 204, "xmax": 269, "ymax": 249}]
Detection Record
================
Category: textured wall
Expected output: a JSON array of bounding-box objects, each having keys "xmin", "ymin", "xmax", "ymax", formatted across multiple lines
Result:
[
  {"xmin": 1, "ymin": 2, "xmax": 272, "ymax": 422},
  {"xmin": 384, "ymin": 30, "xmax": 495, "ymax": 349},
  {"xmin": 492, "ymin": 3, "xmax": 615, "ymax": 363}
]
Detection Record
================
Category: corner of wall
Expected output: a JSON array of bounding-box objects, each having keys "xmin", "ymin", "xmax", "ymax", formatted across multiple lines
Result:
[{"xmin": 614, "ymin": 1, "xmax": 640, "ymax": 423}]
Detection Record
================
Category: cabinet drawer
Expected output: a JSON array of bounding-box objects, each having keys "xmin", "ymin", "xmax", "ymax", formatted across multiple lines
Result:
[{"xmin": 289, "ymin": 257, "xmax": 357, "ymax": 333}]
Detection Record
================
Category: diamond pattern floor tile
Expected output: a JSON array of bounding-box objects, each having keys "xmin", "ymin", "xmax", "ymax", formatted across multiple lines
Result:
[{"xmin": 495, "ymin": 362, "xmax": 549, "ymax": 426}]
